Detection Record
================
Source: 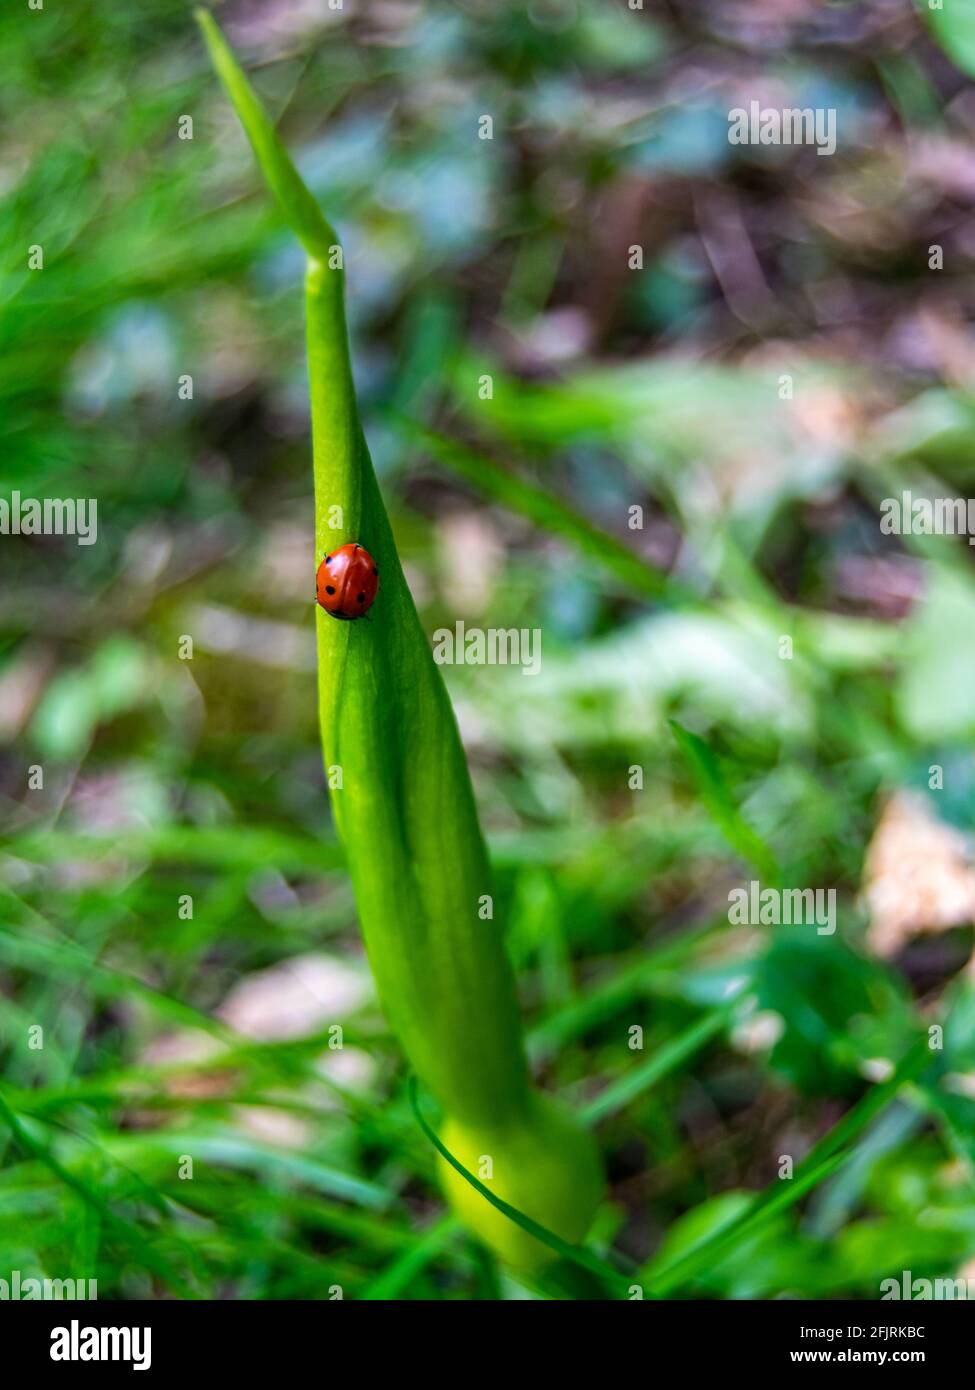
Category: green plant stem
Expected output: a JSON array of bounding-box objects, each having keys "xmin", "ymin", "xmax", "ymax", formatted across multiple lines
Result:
[
  {"xmin": 197, "ymin": 10, "xmax": 602, "ymax": 1267},
  {"xmin": 197, "ymin": 6, "xmax": 530, "ymax": 1135}
]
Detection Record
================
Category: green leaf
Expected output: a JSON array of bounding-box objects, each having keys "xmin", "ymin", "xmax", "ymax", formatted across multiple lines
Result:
[
  {"xmin": 197, "ymin": 11, "xmax": 603, "ymax": 1268},
  {"xmin": 922, "ymin": 0, "xmax": 975, "ymax": 80},
  {"xmin": 196, "ymin": 10, "xmax": 342, "ymax": 266},
  {"xmin": 30, "ymin": 638, "xmax": 151, "ymax": 759},
  {"xmin": 196, "ymin": 5, "xmax": 526, "ymax": 1132},
  {"xmin": 896, "ymin": 569, "xmax": 975, "ymax": 741},
  {"xmin": 752, "ymin": 935, "xmax": 917, "ymax": 1098}
]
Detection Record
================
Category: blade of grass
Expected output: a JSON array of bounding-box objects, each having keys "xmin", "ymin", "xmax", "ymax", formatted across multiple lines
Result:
[
  {"xmin": 408, "ymin": 1077, "xmax": 628, "ymax": 1293},
  {"xmin": 360, "ymin": 1214, "xmax": 461, "ymax": 1300},
  {"xmin": 9, "ymin": 823, "xmax": 344, "ymax": 874},
  {"xmin": 100, "ymin": 1130, "xmax": 392, "ymax": 1209},
  {"xmin": 645, "ymin": 1037, "xmax": 932, "ymax": 1295},
  {"xmin": 580, "ymin": 1002, "xmax": 736, "ymax": 1127},
  {"xmin": 669, "ymin": 719, "xmax": 780, "ymax": 884},
  {"xmin": 401, "ymin": 418, "xmax": 671, "ymax": 600},
  {"xmin": 0, "ymin": 1088, "xmax": 196, "ymax": 1296},
  {"xmin": 527, "ymin": 919, "xmax": 720, "ymax": 1059}
]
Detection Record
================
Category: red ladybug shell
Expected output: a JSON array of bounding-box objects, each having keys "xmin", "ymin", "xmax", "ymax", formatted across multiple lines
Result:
[{"xmin": 316, "ymin": 543, "xmax": 380, "ymax": 620}]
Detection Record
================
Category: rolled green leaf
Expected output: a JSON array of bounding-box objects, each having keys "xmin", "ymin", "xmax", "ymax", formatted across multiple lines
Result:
[{"xmin": 196, "ymin": 10, "xmax": 602, "ymax": 1268}]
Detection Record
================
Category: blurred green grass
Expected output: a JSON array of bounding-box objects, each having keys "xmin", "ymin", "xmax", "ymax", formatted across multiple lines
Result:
[{"xmin": 2, "ymin": 0, "xmax": 975, "ymax": 1298}]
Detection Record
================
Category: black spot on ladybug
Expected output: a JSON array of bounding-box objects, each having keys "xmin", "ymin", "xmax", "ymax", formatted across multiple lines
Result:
[
  {"xmin": 326, "ymin": 585, "xmax": 336, "ymax": 595},
  {"xmin": 357, "ymin": 592, "xmax": 365, "ymax": 603},
  {"xmin": 325, "ymin": 556, "xmax": 331, "ymax": 565}
]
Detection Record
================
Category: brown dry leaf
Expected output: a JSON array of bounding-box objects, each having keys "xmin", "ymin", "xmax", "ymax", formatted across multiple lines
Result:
[
  {"xmin": 908, "ymin": 133, "xmax": 975, "ymax": 201},
  {"xmin": 215, "ymin": 953, "xmax": 370, "ymax": 1040},
  {"xmin": 0, "ymin": 644, "xmax": 55, "ymax": 741},
  {"xmin": 435, "ymin": 510, "xmax": 505, "ymax": 615},
  {"xmin": 135, "ymin": 954, "xmax": 375, "ymax": 1144},
  {"xmin": 862, "ymin": 791, "xmax": 975, "ymax": 959}
]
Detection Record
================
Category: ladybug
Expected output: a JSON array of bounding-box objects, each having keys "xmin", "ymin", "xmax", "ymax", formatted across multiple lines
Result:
[{"xmin": 316, "ymin": 542, "xmax": 380, "ymax": 621}]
